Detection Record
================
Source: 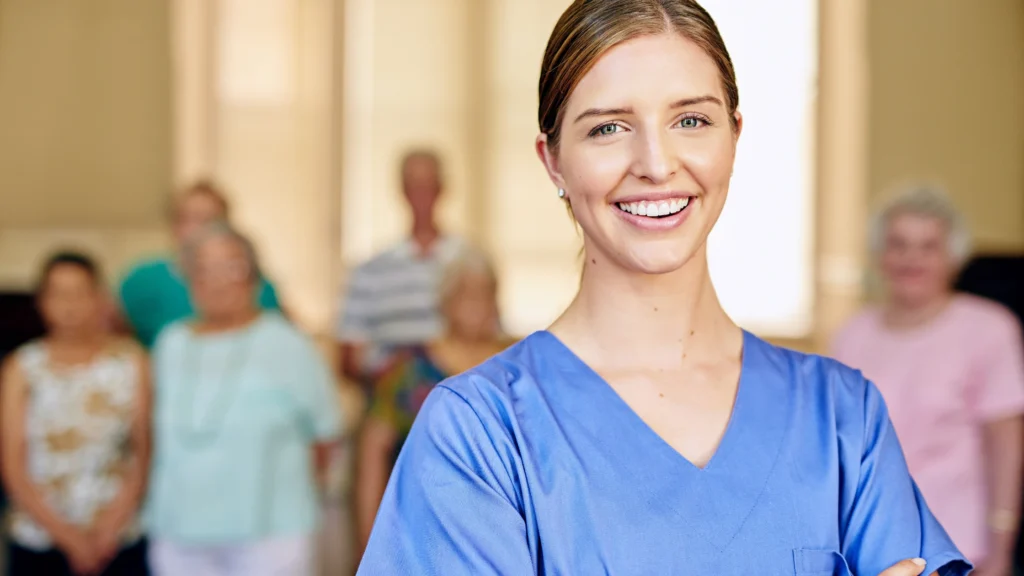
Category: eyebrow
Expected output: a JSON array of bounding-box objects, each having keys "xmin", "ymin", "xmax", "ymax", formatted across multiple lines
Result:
[{"xmin": 572, "ymin": 95, "xmax": 724, "ymax": 124}]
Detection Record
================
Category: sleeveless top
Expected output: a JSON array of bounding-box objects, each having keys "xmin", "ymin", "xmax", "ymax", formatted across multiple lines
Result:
[{"xmin": 8, "ymin": 341, "xmax": 144, "ymax": 550}]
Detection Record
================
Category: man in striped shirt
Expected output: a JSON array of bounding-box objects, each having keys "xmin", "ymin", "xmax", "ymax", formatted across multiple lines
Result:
[{"xmin": 335, "ymin": 150, "xmax": 464, "ymax": 389}]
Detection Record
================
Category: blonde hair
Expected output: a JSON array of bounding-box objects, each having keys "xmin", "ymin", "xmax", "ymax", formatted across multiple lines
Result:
[
  {"xmin": 438, "ymin": 249, "xmax": 498, "ymax": 306},
  {"xmin": 869, "ymin": 183, "xmax": 972, "ymax": 264}
]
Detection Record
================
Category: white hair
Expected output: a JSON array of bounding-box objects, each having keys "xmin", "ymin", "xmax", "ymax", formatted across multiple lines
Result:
[
  {"xmin": 181, "ymin": 221, "xmax": 263, "ymax": 281},
  {"xmin": 438, "ymin": 248, "xmax": 497, "ymax": 305},
  {"xmin": 868, "ymin": 183, "xmax": 972, "ymax": 264}
]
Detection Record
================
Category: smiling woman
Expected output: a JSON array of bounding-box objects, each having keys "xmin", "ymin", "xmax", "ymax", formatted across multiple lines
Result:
[{"xmin": 356, "ymin": 2, "xmax": 971, "ymax": 575}]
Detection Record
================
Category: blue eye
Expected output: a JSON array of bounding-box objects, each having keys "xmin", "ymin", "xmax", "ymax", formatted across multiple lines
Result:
[
  {"xmin": 590, "ymin": 123, "xmax": 623, "ymax": 138},
  {"xmin": 678, "ymin": 116, "xmax": 709, "ymax": 129}
]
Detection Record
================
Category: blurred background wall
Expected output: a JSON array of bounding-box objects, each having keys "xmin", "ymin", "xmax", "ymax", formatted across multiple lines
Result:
[
  {"xmin": 0, "ymin": 0, "xmax": 172, "ymax": 287},
  {"xmin": 0, "ymin": 0, "xmax": 1021, "ymax": 352}
]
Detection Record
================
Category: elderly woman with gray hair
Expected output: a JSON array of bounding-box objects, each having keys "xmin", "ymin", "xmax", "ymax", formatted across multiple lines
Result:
[
  {"xmin": 145, "ymin": 222, "xmax": 341, "ymax": 576},
  {"xmin": 353, "ymin": 248, "xmax": 510, "ymax": 557},
  {"xmin": 832, "ymin": 184, "xmax": 1024, "ymax": 575}
]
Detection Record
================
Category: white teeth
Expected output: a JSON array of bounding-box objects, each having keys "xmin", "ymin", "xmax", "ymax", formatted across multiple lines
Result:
[{"xmin": 616, "ymin": 198, "xmax": 691, "ymax": 218}]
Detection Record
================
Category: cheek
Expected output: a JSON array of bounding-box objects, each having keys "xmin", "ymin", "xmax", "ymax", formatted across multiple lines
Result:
[{"xmin": 561, "ymin": 147, "xmax": 629, "ymax": 200}]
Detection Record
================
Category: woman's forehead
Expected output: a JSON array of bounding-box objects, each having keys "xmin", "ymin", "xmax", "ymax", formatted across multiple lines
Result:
[{"xmin": 566, "ymin": 33, "xmax": 725, "ymax": 115}]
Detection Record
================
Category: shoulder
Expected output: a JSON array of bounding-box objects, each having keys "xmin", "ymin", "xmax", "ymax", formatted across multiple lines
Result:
[
  {"xmin": 951, "ymin": 293, "xmax": 1021, "ymax": 332},
  {"xmin": 256, "ymin": 314, "xmax": 323, "ymax": 357},
  {"xmin": 350, "ymin": 243, "xmax": 412, "ymax": 276},
  {"xmin": 749, "ymin": 334, "xmax": 875, "ymax": 420},
  {"xmin": 120, "ymin": 256, "xmax": 172, "ymax": 286},
  {"xmin": 419, "ymin": 337, "xmax": 544, "ymax": 442},
  {"xmin": 152, "ymin": 320, "xmax": 191, "ymax": 353},
  {"xmin": 105, "ymin": 336, "xmax": 147, "ymax": 364},
  {"xmin": 832, "ymin": 307, "xmax": 882, "ymax": 349}
]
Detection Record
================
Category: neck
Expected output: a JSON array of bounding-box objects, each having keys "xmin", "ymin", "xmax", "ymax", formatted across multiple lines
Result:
[
  {"xmin": 196, "ymin": 308, "xmax": 260, "ymax": 333},
  {"xmin": 883, "ymin": 291, "xmax": 953, "ymax": 329},
  {"xmin": 553, "ymin": 243, "xmax": 737, "ymax": 367},
  {"xmin": 410, "ymin": 219, "xmax": 439, "ymax": 252},
  {"xmin": 47, "ymin": 328, "xmax": 103, "ymax": 349}
]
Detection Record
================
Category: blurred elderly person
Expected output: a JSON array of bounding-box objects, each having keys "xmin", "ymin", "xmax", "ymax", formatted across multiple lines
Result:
[
  {"xmin": 118, "ymin": 180, "xmax": 284, "ymax": 348},
  {"xmin": 146, "ymin": 223, "xmax": 341, "ymax": 576},
  {"xmin": 354, "ymin": 249, "xmax": 508, "ymax": 554},
  {"xmin": 832, "ymin": 184, "xmax": 1024, "ymax": 574},
  {"xmin": 2, "ymin": 252, "xmax": 150, "ymax": 576},
  {"xmin": 335, "ymin": 150, "xmax": 467, "ymax": 390}
]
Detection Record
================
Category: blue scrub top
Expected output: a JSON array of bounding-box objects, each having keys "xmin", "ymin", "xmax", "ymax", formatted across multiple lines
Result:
[{"xmin": 359, "ymin": 330, "xmax": 971, "ymax": 576}]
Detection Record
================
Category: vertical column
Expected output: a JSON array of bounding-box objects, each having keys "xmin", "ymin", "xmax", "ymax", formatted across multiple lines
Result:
[
  {"xmin": 173, "ymin": 0, "xmax": 340, "ymax": 333},
  {"xmin": 339, "ymin": 0, "xmax": 475, "ymax": 268},
  {"xmin": 814, "ymin": 0, "xmax": 869, "ymax": 349},
  {"xmin": 481, "ymin": 0, "xmax": 579, "ymax": 336},
  {"xmin": 170, "ymin": 0, "xmax": 217, "ymax": 185}
]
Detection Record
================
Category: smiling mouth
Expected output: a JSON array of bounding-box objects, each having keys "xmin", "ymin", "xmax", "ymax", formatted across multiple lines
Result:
[{"xmin": 615, "ymin": 198, "xmax": 690, "ymax": 218}]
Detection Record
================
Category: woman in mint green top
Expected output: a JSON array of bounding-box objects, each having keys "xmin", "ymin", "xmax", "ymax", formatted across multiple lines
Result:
[
  {"xmin": 117, "ymin": 181, "xmax": 282, "ymax": 348},
  {"xmin": 147, "ymin": 222, "xmax": 340, "ymax": 576}
]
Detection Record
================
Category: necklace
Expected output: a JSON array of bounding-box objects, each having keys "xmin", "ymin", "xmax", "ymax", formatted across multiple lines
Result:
[{"xmin": 174, "ymin": 325, "xmax": 255, "ymax": 449}]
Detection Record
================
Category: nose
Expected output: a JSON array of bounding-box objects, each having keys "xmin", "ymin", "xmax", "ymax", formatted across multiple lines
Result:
[{"xmin": 632, "ymin": 127, "xmax": 679, "ymax": 184}]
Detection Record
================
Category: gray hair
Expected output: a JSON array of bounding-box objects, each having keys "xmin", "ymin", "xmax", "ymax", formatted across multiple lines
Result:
[
  {"xmin": 868, "ymin": 183, "xmax": 972, "ymax": 264},
  {"xmin": 438, "ymin": 248, "xmax": 497, "ymax": 305},
  {"xmin": 181, "ymin": 221, "xmax": 263, "ymax": 281}
]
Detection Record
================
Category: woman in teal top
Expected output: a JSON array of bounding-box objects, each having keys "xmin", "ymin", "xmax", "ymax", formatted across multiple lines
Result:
[
  {"xmin": 117, "ymin": 181, "xmax": 282, "ymax": 348},
  {"xmin": 147, "ymin": 222, "xmax": 340, "ymax": 576}
]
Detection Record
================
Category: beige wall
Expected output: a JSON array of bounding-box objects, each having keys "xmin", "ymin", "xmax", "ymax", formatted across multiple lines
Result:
[
  {"xmin": 171, "ymin": 0, "xmax": 341, "ymax": 334},
  {"xmin": 0, "ymin": 0, "xmax": 171, "ymax": 228},
  {"xmin": 868, "ymin": 0, "xmax": 1024, "ymax": 252},
  {"xmin": 0, "ymin": 0, "xmax": 172, "ymax": 289}
]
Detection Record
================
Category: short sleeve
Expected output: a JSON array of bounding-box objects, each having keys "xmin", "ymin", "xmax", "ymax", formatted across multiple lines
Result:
[
  {"xmin": 357, "ymin": 384, "xmax": 534, "ymax": 576},
  {"xmin": 256, "ymin": 277, "xmax": 282, "ymax": 311},
  {"xmin": 117, "ymin": 264, "xmax": 146, "ymax": 331},
  {"xmin": 290, "ymin": 336, "xmax": 342, "ymax": 441},
  {"xmin": 969, "ymin": 310, "xmax": 1024, "ymax": 421},
  {"xmin": 334, "ymin": 266, "xmax": 374, "ymax": 343},
  {"xmin": 841, "ymin": 380, "xmax": 972, "ymax": 576}
]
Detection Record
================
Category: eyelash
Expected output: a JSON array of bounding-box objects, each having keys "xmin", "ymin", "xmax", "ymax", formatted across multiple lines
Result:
[{"xmin": 587, "ymin": 113, "xmax": 714, "ymax": 138}]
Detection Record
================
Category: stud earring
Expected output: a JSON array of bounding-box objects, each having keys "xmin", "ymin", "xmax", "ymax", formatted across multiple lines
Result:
[{"xmin": 557, "ymin": 188, "xmax": 566, "ymax": 198}]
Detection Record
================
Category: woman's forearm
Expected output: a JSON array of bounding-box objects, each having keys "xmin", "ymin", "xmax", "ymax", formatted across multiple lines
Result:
[
  {"xmin": 2, "ymin": 472, "xmax": 80, "ymax": 546},
  {"xmin": 983, "ymin": 415, "xmax": 1024, "ymax": 548},
  {"xmin": 354, "ymin": 451, "xmax": 390, "ymax": 550}
]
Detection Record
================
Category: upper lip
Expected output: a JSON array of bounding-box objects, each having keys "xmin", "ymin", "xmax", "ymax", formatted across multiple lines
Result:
[{"xmin": 611, "ymin": 191, "xmax": 695, "ymax": 204}]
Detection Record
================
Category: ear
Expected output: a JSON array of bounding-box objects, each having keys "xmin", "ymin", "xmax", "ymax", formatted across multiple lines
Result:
[
  {"xmin": 535, "ymin": 133, "xmax": 567, "ymax": 190},
  {"xmin": 732, "ymin": 110, "xmax": 744, "ymax": 140}
]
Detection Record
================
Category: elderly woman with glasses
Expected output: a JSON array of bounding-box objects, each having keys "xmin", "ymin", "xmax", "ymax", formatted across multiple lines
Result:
[
  {"xmin": 146, "ymin": 222, "xmax": 341, "ymax": 576},
  {"xmin": 833, "ymin": 184, "xmax": 1024, "ymax": 576}
]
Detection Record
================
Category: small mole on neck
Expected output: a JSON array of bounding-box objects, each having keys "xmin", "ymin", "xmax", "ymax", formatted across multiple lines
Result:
[
  {"xmin": 654, "ymin": 307, "xmax": 659, "ymax": 312},
  {"xmin": 590, "ymin": 258, "xmax": 596, "ymax": 264},
  {"xmin": 690, "ymin": 330, "xmax": 695, "ymax": 336},
  {"xmin": 659, "ymin": 393, "xmax": 665, "ymax": 398}
]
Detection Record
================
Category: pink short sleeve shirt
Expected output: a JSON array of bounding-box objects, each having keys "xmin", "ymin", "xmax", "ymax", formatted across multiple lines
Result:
[{"xmin": 832, "ymin": 295, "xmax": 1024, "ymax": 563}]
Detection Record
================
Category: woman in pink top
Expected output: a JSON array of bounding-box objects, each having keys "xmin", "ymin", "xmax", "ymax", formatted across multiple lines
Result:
[{"xmin": 833, "ymin": 184, "xmax": 1024, "ymax": 575}]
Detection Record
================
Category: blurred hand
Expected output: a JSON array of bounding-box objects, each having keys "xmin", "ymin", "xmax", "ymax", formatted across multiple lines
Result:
[
  {"xmin": 58, "ymin": 530, "xmax": 102, "ymax": 576},
  {"xmin": 91, "ymin": 508, "xmax": 126, "ymax": 569},
  {"xmin": 877, "ymin": 558, "xmax": 935, "ymax": 576},
  {"xmin": 972, "ymin": 555, "xmax": 1012, "ymax": 576}
]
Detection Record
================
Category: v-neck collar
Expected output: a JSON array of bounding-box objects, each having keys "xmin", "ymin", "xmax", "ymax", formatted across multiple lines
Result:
[{"xmin": 533, "ymin": 329, "xmax": 790, "ymax": 552}]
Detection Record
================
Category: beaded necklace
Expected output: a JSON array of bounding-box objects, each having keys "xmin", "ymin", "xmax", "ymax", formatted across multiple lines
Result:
[{"xmin": 174, "ymin": 323, "xmax": 256, "ymax": 449}]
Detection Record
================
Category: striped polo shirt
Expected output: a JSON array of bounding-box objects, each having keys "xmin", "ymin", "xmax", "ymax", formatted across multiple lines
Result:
[{"xmin": 335, "ymin": 236, "xmax": 465, "ymax": 370}]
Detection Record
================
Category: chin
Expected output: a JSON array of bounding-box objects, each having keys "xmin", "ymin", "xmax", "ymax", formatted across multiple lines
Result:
[{"xmin": 620, "ymin": 245, "xmax": 697, "ymax": 275}]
